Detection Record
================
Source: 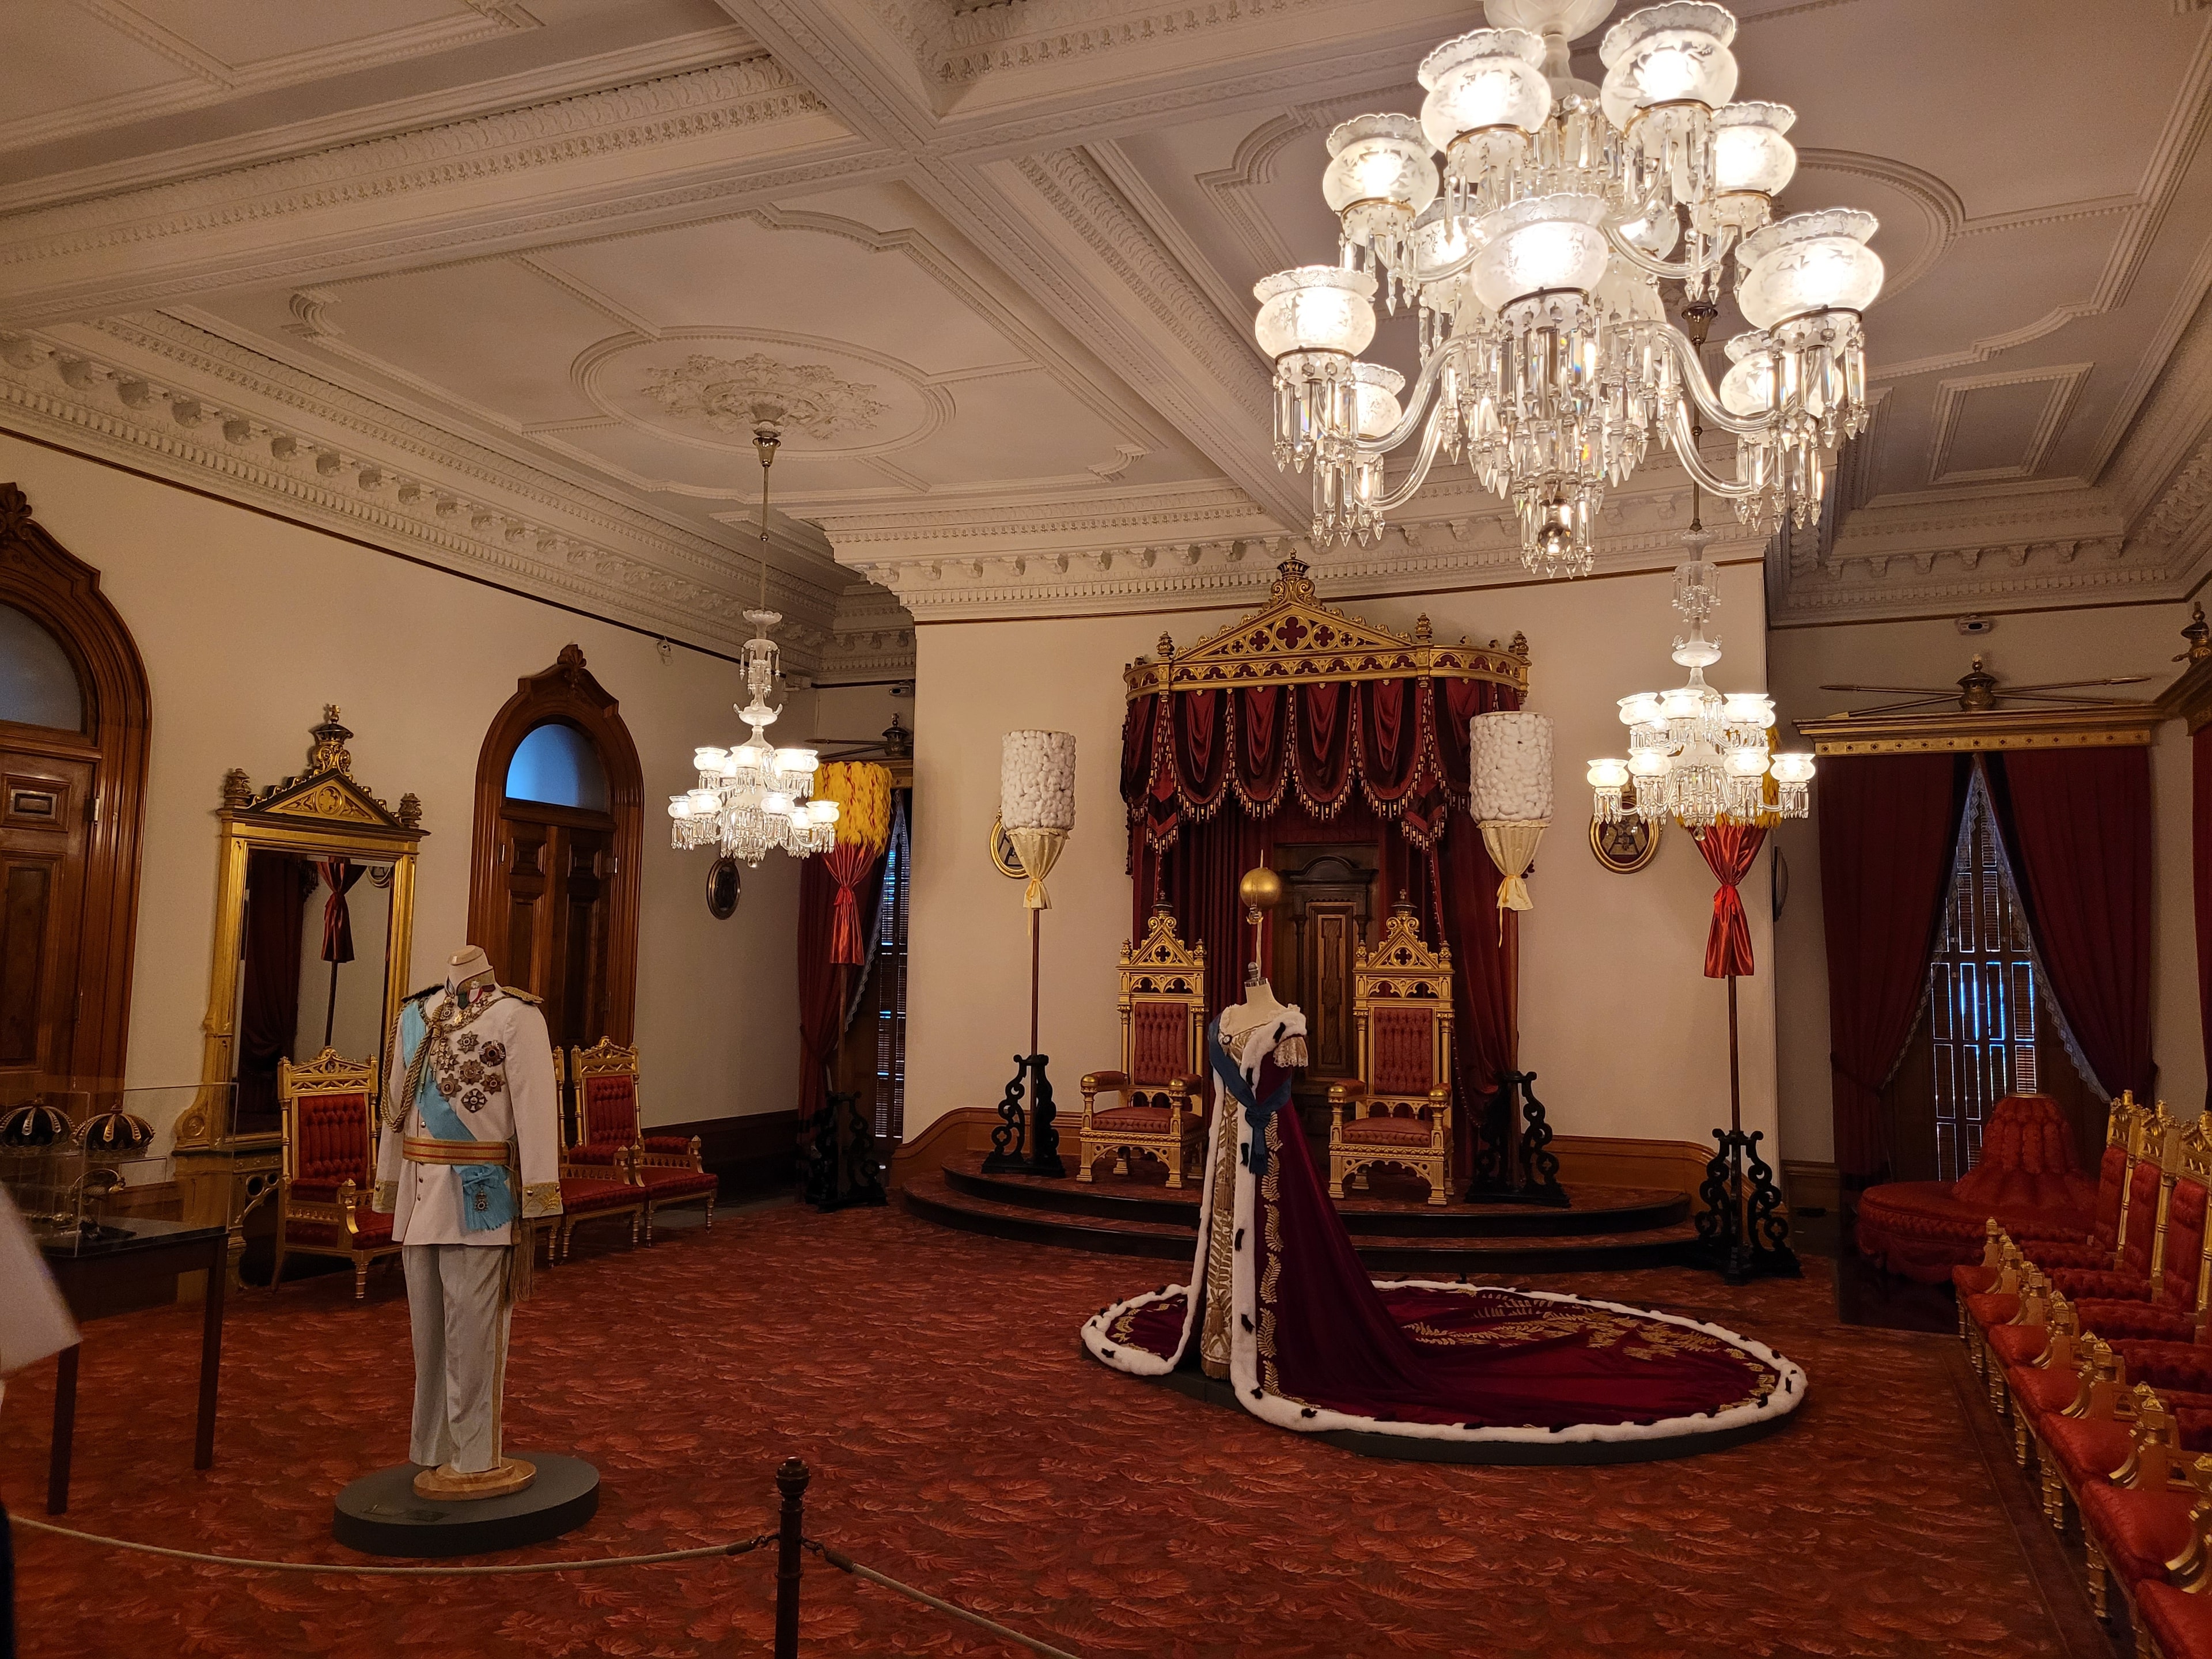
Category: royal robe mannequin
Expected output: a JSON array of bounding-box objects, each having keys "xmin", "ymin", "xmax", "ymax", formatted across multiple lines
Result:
[{"xmin": 373, "ymin": 945, "xmax": 563, "ymax": 1501}]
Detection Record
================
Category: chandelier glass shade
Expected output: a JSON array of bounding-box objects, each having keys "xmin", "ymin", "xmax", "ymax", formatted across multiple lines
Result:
[
  {"xmin": 1586, "ymin": 539, "xmax": 1814, "ymax": 829},
  {"xmin": 668, "ymin": 413, "xmax": 838, "ymax": 866},
  {"xmin": 1255, "ymin": 0, "xmax": 1884, "ymax": 578}
]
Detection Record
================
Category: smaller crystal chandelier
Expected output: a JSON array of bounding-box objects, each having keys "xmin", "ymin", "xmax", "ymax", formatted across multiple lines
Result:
[
  {"xmin": 668, "ymin": 405, "xmax": 838, "ymax": 866},
  {"xmin": 1587, "ymin": 533, "xmax": 1815, "ymax": 829}
]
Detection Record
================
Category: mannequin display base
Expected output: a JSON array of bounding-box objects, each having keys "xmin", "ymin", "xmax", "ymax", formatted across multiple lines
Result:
[
  {"xmin": 334, "ymin": 1454, "xmax": 599, "ymax": 1558},
  {"xmin": 414, "ymin": 1456, "xmax": 537, "ymax": 1501}
]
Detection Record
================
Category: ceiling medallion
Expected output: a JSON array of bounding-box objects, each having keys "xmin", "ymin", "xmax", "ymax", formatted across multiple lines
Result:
[
  {"xmin": 1254, "ymin": 0, "xmax": 1884, "ymax": 578},
  {"xmin": 643, "ymin": 352, "xmax": 887, "ymax": 441}
]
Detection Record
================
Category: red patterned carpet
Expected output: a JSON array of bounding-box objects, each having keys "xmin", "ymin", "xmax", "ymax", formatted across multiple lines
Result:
[{"xmin": 3, "ymin": 1201, "xmax": 2103, "ymax": 1658}]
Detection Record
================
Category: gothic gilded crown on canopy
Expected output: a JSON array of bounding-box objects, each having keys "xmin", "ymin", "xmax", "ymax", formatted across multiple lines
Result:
[{"xmin": 1123, "ymin": 553, "xmax": 1529, "ymax": 700}]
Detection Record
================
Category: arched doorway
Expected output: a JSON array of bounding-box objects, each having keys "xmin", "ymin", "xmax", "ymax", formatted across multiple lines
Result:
[
  {"xmin": 468, "ymin": 645, "xmax": 641, "ymax": 1051},
  {"xmin": 0, "ymin": 483, "xmax": 151, "ymax": 1105}
]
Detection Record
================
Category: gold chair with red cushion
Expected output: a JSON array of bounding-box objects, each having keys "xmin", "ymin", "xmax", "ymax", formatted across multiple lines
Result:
[
  {"xmin": 1329, "ymin": 896, "xmax": 1454, "ymax": 1207},
  {"xmin": 1966, "ymin": 1096, "xmax": 2158, "ymax": 1361},
  {"xmin": 571, "ymin": 1037, "xmax": 718, "ymax": 1241},
  {"xmin": 551, "ymin": 1043, "xmax": 645, "ymax": 1262},
  {"xmin": 1078, "ymin": 907, "xmax": 1207, "ymax": 1188},
  {"xmin": 275, "ymin": 1048, "xmax": 400, "ymax": 1300},
  {"xmin": 2141, "ymin": 1457, "xmax": 2212, "ymax": 1659}
]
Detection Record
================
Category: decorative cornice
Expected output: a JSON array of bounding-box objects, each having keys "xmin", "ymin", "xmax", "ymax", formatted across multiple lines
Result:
[
  {"xmin": 0, "ymin": 320, "xmax": 854, "ymax": 662},
  {"xmin": 830, "ymin": 476, "xmax": 1770, "ymax": 622},
  {"xmin": 1796, "ymin": 704, "xmax": 2164, "ymax": 755}
]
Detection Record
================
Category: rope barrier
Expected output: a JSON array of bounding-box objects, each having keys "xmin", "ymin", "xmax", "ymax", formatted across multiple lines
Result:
[
  {"xmin": 7, "ymin": 1515, "xmax": 771, "ymax": 1577},
  {"xmin": 807, "ymin": 1539, "xmax": 1087, "ymax": 1659},
  {"xmin": 16, "ymin": 1460, "xmax": 1087, "ymax": 1656}
]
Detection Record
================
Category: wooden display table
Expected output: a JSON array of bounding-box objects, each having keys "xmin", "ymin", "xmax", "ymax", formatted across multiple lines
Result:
[{"xmin": 38, "ymin": 1218, "xmax": 227, "ymax": 1514}]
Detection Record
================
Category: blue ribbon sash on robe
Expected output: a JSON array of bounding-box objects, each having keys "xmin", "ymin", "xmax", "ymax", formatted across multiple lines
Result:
[
  {"xmin": 399, "ymin": 999, "xmax": 516, "ymax": 1233},
  {"xmin": 1209, "ymin": 1018, "xmax": 1296, "ymax": 1177}
]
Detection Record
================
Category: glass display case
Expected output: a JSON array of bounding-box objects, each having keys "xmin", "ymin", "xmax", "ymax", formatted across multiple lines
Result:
[{"xmin": 1, "ymin": 1084, "xmax": 209, "ymax": 1254}]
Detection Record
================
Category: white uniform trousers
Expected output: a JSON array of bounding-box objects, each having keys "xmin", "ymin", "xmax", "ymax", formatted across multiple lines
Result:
[{"xmin": 403, "ymin": 1244, "xmax": 511, "ymax": 1473}]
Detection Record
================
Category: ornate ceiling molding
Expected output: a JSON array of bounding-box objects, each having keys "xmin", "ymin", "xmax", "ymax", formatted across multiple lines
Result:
[
  {"xmin": 5, "ymin": 0, "xmax": 536, "ymax": 156},
  {"xmin": 827, "ymin": 475, "xmax": 1770, "ymax": 623},
  {"xmin": 0, "ymin": 316, "xmax": 862, "ymax": 662}
]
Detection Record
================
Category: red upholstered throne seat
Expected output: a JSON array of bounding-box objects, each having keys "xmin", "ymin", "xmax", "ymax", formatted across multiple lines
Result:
[
  {"xmin": 570, "ymin": 1038, "xmax": 715, "ymax": 1245},
  {"xmin": 1080, "ymin": 908, "xmax": 1208, "ymax": 1190},
  {"xmin": 2141, "ymin": 1581, "xmax": 2212, "ymax": 1659},
  {"xmin": 1856, "ymin": 1094, "xmax": 2097, "ymax": 1284},
  {"xmin": 275, "ymin": 1050, "xmax": 404, "ymax": 1300}
]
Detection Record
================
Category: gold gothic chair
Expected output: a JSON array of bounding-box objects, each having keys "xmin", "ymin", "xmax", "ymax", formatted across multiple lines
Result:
[
  {"xmin": 274, "ymin": 1048, "xmax": 401, "ymax": 1299},
  {"xmin": 571, "ymin": 1037, "xmax": 719, "ymax": 1241},
  {"xmin": 551, "ymin": 1044, "xmax": 646, "ymax": 1262},
  {"xmin": 1078, "ymin": 907, "xmax": 1208, "ymax": 1188},
  {"xmin": 1328, "ymin": 897, "xmax": 1455, "ymax": 1207}
]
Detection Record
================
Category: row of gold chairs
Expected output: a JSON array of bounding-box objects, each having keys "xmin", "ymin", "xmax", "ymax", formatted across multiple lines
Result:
[
  {"xmin": 1957, "ymin": 1093, "xmax": 2212, "ymax": 1658},
  {"xmin": 1075, "ymin": 902, "xmax": 1456, "ymax": 1204},
  {"xmin": 271, "ymin": 1036, "xmax": 717, "ymax": 1298}
]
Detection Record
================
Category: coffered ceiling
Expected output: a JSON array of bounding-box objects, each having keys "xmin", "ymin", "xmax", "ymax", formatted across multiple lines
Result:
[{"xmin": 0, "ymin": 0, "xmax": 2207, "ymax": 664}]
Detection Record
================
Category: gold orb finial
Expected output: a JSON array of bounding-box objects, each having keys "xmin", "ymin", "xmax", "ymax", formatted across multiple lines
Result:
[{"xmin": 1238, "ymin": 866, "xmax": 1283, "ymax": 916}]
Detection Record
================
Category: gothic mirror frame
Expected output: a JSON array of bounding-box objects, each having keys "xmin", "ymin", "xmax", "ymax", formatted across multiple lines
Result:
[{"xmin": 175, "ymin": 708, "xmax": 425, "ymax": 1152}]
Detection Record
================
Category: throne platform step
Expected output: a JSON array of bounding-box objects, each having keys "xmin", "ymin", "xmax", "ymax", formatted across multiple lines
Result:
[{"xmin": 905, "ymin": 1156, "xmax": 1701, "ymax": 1275}]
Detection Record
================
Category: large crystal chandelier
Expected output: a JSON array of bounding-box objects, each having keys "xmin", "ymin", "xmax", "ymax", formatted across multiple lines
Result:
[
  {"xmin": 1586, "ymin": 536, "xmax": 1815, "ymax": 828},
  {"xmin": 668, "ymin": 407, "xmax": 838, "ymax": 865},
  {"xmin": 1255, "ymin": 0, "xmax": 1884, "ymax": 578}
]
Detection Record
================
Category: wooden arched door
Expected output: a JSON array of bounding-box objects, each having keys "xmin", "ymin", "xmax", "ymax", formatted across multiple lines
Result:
[
  {"xmin": 468, "ymin": 646, "xmax": 642, "ymax": 1050},
  {"xmin": 0, "ymin": 483, "xmax": 151, "ymax": 1105}
]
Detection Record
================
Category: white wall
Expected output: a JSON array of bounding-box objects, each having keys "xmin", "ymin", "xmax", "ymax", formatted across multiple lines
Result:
[
  {"xmin": 1767, "ymin": 600, "xmax": 2206, "ymax": 1164},
  {"xmin": 904, "ymin": 559, "xmax": 1781, "ymax": 1159},
  {"xmin": 1, "ymin": 433, "xmax": 801, "ymax": 1141}
]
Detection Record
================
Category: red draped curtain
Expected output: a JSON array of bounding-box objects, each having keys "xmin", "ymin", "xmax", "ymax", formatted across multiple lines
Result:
[
  {"xmin": 1124, "ymin": 672, "xmax": 1521, "ymax": 1181},
  {"xmin": 1816, "ymin": 755, "xmax": 1966, "ymax": 1181},
  {"xmin": 797, "ymin": 858, "xmax": 844, "ymax": 1152},
  {"xmin": 2198, "ymin": 726, "xmax": 2212, "ymax": 1112},
  {"xmin": 1692, "ymin": 824, "xmax": 1767, "ymax": 979},
  {"xmin": 1987, "ymin": 749, "xmax": 2155, "ymax": 1102}
]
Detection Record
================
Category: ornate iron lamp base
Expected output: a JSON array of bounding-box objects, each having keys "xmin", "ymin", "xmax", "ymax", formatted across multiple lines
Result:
[
  {"xmin": 1690, "ymin": 1127, "xmax": 1800, "ymax": 1285},
  {"xmin": 1464, "ymin": 1069, "xmax": 1569, "ymax": 1207},
  {"xmin": 982, "ymin": 1053, "xmax": 1063, "ymax": 1177}
]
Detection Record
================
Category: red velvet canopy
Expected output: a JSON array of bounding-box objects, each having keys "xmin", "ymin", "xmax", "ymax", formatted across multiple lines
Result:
[{"xmin": 1119, "ymin": 558, "xmax": 1529, "ymax": 1185}]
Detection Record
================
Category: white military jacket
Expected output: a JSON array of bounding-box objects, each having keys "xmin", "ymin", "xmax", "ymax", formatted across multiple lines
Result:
[{"xmin": 372, "ymin": 984, "xmax": 563, "ymax": 1248}]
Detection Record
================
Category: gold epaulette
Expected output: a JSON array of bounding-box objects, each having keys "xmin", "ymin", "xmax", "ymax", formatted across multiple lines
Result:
[
  {"xmin": 499, "ymin": 984, "xmax": 542, "ymax": 1004},
  {"xmin": 403, "ymin": 983, "xmax": 441, "ymax": 1003}
]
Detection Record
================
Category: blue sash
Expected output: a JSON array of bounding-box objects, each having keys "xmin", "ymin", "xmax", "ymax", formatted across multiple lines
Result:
[
  {"xmin": 400, "ymin": 999, "xmax": 516, "ymax": 1233},
  {"xmin": 1209, "ymin": 1018, "xmax": 1294, "ymax": 1177}
]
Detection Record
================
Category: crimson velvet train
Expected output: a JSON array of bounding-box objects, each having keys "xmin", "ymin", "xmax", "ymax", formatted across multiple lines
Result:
[{"xmin": 1088, "ymin": 1024, "xmax": 1800, "ymax": 1442}]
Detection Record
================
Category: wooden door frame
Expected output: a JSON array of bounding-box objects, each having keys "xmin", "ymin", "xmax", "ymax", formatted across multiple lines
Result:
[
  {"xmin": 467, "ymin": 645, "xmax": 641, "ymax": 1045},
  {"xmin": 0, "ymin": 483, "xmax": 150, "ymax": 1099}
]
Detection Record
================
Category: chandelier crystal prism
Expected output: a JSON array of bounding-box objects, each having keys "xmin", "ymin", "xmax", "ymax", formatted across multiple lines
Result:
[
  {"xmin": 1585, "ymin": 534, "xmax": 1815, "ymax": 830},
  {"xmin": 668, "ymin": 406, "xmax": 838, "ymax": 866},
  {"xmin": 1255, "ymin": 0, "xmax": 1883, "ymax": 578}
]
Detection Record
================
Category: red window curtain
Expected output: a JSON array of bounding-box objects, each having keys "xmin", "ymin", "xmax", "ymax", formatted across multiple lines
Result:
[
  {"xmin": 1988, "ymin": 748, "xmax": 2155, "ymax": 1101},
  {"xmin": 2198, "ymin": 726, "xmax": 2212, "ymax": 1112},
  {"xmin": 1816, "ymin": 754, "xmax": 1965, "ymax": 1181},
  {"xmin": 797, "ymin": 857, "xmax": 844, "ymax": 1153},
  {"xmin": 1693, "ymin": 824, "xmax": 1768, "ymax": 979}
]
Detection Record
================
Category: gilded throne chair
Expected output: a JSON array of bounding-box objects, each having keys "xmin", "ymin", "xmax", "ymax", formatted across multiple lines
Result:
[
  {"xmin": 1328, "ymin": 898, "xmax": 1455, "ymax": 1207},
  {"xmin": 274, "ymin": 1048, "xmax": 401, "ymax": 1298},
  {"xmin": 572, "ymin": 1037, "xmax": 719, "ymax": 1241},
  {"xmin": 1078, "ymin": 908, "xmax": 1207, "ymax": 1188}
]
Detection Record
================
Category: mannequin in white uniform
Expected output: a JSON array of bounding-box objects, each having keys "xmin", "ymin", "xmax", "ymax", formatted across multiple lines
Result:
[{"xmin": 373, "ymin": 945, "xmax": 562, "ymax": 1501}]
